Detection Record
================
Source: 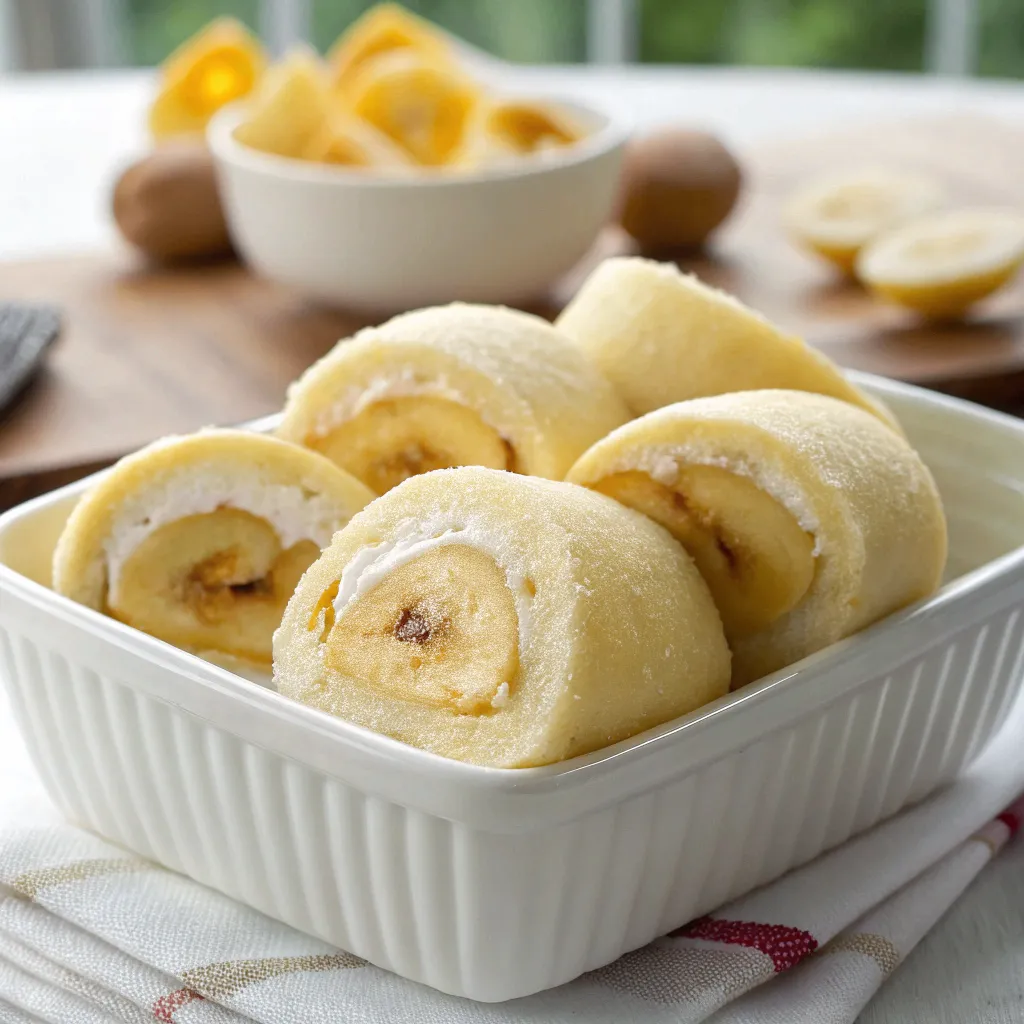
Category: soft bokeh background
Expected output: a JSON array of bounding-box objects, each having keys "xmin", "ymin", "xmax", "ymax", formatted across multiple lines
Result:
[{"xmin": 4, "ymin": 0, "xmax": 1024, "ymax": 76}]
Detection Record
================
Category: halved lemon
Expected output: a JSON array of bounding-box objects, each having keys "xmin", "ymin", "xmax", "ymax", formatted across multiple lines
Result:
[
  {"xmin": 856, "ymin": 208, "xmax": 1024, "ymax": 318},
  {"xmin": 785, "ymin": 168, "xmax": 944, "ymax": 273},
  {"xmin": 149, "ymin": 17, "xmax": 266, "ymax": 140}
]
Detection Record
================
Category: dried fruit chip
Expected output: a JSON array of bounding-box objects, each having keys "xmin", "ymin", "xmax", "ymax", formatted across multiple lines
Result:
[
  {"xmin": 303, "ymin": 115, "xmax": 413, "ymax": 170},
  {"xmin": 149, "ymin": 17, "xmax": 266, "ymax": 141},
  {"xmin": 458, "ymin": 99, "xmax": 584, "ymax": 168},
  {"xmin": 234, "ymin": 48, "xmax": 332, "ymax": 159},
  {"xmin": 349, "ymin": 51, "xmax": 479, "ymax": 166},
  {"xmin": 327, "ymin": 2, "xmax": 452, "ymax": 97}
]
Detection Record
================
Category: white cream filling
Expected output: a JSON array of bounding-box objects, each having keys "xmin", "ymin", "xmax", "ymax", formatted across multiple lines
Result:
[
  {"xmin": 618, "ymin": 445, "xmax": 824, "ymax": 556},
  {"xmin": 330, "ymin": 519, "xmax": 534, "ymax": 710},
  {"xmin": 310, "ymin": 372, "xmax": 470, "ymax": 439},
  {"xmin": 104, "ymin": 470, "xmax": 345, "ymax": 601}
]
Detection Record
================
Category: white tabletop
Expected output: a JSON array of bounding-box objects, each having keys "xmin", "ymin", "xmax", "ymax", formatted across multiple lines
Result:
[{"xmin": 3, "ymin": 65, "xmax": 1024, "ymax": 1022}]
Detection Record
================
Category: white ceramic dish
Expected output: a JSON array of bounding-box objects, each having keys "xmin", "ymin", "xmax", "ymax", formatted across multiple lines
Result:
[
  {"xmin": 1, "ymin": 374, "xmax": 1023, "ymax": 1002},
  {"xmin": 207, "ymin": 97, "xmax": 629, "ymax": 313}
]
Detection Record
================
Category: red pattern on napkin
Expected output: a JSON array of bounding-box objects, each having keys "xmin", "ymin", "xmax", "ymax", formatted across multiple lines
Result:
[
  {"xmin": 152, "ymin": 987, "xmax": 204, "ymax": 1022},
  {"xmin": 676, "ymin": 918, "xmax": 819, "ymax": 972}
]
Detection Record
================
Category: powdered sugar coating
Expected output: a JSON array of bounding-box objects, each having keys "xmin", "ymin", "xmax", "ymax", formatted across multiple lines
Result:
[
  {"xmin": 274, "ymin": 467, "xmax": 730, "ymax": 768},
  {"xmin": 566, "ymin": 390, "xmax": 947, "ymax": 686},
  {"xmin": 556, "ymin": 255, "xmax": 901, "ymax": 431},
  {"xmin": 277, "ymin": 303, "xmax": 630, "ymax": 482}
]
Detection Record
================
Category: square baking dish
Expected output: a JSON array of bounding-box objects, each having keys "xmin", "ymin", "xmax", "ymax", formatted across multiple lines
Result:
[{"xmin": 1, "ymin": 373, "xmax": 1023, "ymax": 1002}]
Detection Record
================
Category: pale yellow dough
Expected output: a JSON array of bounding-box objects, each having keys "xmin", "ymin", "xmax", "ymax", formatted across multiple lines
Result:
[
  {"xmin": 566, "ymin": 391, "xmax": 947, "ymax": 687},
  {"xmin": 556, "ymin": 256, "xmax": 900, "ymax": 430},
  {"xmin": 274, "ymin": 467, "xmax": 731, "ymax": 768},
  {"xmin": 277, "ymin": 303, "xmax": 630, "ymax": 494},
  {"xmin": 53, "ymin": 430, "xmax": 374, "ymax": 666}
]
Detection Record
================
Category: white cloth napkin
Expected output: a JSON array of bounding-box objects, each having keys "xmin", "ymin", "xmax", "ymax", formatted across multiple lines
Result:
[{"xmin": 1, "ymin": 702, "xmax": 1023, "ymax": 1024}]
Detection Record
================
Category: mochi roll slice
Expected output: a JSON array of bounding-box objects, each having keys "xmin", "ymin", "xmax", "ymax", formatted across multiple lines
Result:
[
  {"xmin": 53, "ymin": 430, "xmax": 374, "ymax": 667},
  {"xmin": 277, "ymin": 302, "xmax": 630, "ymax": 495},
  {"xmin": 274, "ymin": 467, "xmax": 731, "ymax": 768},
  {"xmin": 556, "ymin": 255, "xmax": 900, "ymax": 430},
  {"xmin": 566, "ymin": 390, "xmax": 947, "ymax": 687}
]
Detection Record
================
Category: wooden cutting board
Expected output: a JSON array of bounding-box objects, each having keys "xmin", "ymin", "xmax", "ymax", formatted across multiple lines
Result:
[{"xmin": 3, "ymin": 113, "xmax": 1024, "ymax": 509}]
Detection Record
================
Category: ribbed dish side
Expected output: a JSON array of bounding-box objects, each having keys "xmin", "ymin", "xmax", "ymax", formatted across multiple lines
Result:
[{"xmin": 1, "ymin": 606, "xmax": 1022, "ymax": 1001}]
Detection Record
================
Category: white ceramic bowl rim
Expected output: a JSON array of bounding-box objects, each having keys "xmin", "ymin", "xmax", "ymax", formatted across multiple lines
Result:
[{"xmin": 207, "ymin": 94, "xmax": 633, "ymax": 190}]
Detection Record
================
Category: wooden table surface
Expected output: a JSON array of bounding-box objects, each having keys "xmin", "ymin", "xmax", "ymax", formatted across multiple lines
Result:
[
  {"xmin": 0, "ymin": 257, "xmax": 370, "ymax": 506},
  {"xmin": 6, "ymin": 110, "xmax": 1024, "ymax": 508}
]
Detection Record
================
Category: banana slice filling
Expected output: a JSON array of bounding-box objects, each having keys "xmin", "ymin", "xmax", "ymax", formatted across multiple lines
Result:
[
  {"xmin": 274, "ymin": 467, "xmax": 731, "ymax": 768},
  {"xmin": 108, "ymin": 509, "xmax": 321, "ymax": 664},
  {"xmin": 53, "ymin": 431, "xmax": 375, "ymax": 667},
  {"xmin": 310, "ymin": 394, "xmax": 515, "ymax": 494},
  {"xmin": 567, "ymin": 390, "xmax": 947, "ymax": 688},
  {"xmin": 592, "ymin": 466, "xmax": 816, "ymax": 639},
  {"xmin": 322, "ymin": 543, "xmax": 520, "ymax": 714},
  {"xmin": 278, "ymin": 303, "xmax": 629, "ymax": 495}
]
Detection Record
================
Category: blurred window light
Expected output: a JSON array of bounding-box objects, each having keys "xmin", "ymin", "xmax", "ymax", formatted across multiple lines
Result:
[
  {"xmin": 121, "ymin": 0, "xmax": 261, "ymax": 66},
  {"xmin": 639, "ymin": 0, "xmax": 931, "ymax": 71},
  {"xmin": 310, "ymin": 0, "xmax": 586, "ymax": 63},
  {"xmin": 588, "ymin": 0, "xmax": 637, "ymax": 64},
  {"xmin": 0, "ymin": 0, "xmax": 1005, "ymax": 78}
]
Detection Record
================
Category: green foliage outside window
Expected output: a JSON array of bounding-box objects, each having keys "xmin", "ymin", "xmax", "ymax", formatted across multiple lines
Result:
[
  {"xmin": 120, "ymin": 0, "xmax": 1024, "ymax": 78},
  {"xmin": 639, "ymin": 0, "xmax": 928, "ymax": 71},
  {"xmin": 312, "ymin": 0, "xmax": 586, "ymax": 63},
  {"xmin": 124, "ymin": 0, "xmax": 260, "ymax": 66}
]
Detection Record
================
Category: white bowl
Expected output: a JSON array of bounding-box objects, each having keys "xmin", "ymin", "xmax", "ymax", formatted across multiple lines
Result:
[
  {"xmin": 207, "ymin": 99, "xmax": 630, "ymax": 312},
  {"xmin": 2, "ymin": 376, "xmax": 1024, "ymax": 1001}
]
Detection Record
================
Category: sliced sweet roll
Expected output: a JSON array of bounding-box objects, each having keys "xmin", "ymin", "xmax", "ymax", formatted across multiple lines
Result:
[
  {"xmin": 276, "ymin": 303, "xmax": 630, "ymax": 495},
  {"xmin": 274, "ymin": 466, "xmax": 731, "ymax": 768},
  {"xmin": 556, "ymin": 255, "xmax": 901, "ymax": 430},
  {"xmin": 53, "ymin": 430, "xmax": 374, "ymax": 668},
  {"xmin": 566, "ymin": 390, "xmax": 947, "ymax": 687}
]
